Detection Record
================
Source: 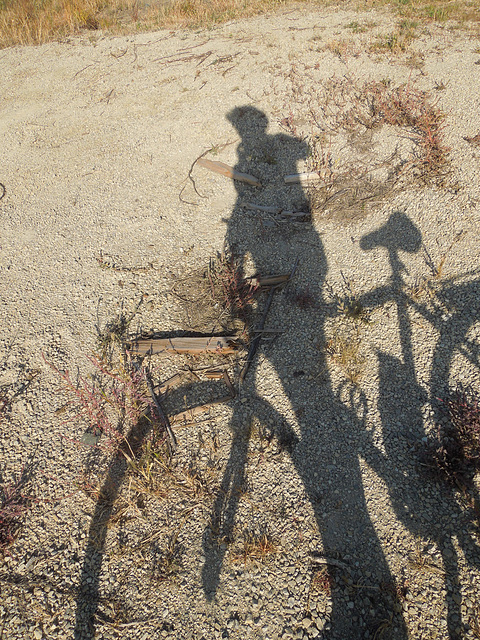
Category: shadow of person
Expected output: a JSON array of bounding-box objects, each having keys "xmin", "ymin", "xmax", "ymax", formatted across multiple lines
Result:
[
  {"xmin": 360, "ymin": 214, "xmax": 480, "ymax": 640},
  {"xmin": 202, "ymin": 106, "xmax": 408, "ymax": 639}
]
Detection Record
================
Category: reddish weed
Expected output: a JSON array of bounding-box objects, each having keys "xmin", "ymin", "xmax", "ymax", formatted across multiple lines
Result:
[
  {"xmin": 49, "ymin": 355, "xmax": 151, "ymax": 454},
  {"xmin": 311, "ymin": 566, "xmax": 334, "ymax": 596},
  {"xmin": 212, "ymin": 254, "xmax": 259, "ymax": 321},
  {"xmin": 345, "ymin": 80, "xmax": 450, "ymax": 182},
  {"xmin": 289, "ymin": 287, "xmax": 317, "ymax": 309},
  {"xmin": 426, "ymin": 386, "xmax": 480, "ymax": 488}
]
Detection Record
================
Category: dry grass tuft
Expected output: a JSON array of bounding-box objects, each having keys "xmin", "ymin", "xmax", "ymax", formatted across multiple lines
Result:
[
  {"xmin": 323, "ymin": 277, "xmax": 371, "ymax": 385},
  {"xmin": 0, "ymin": 0, "xmax": 104, "ymax": 48},
  {"xmin": 1, "ymin": 0, "xmax": 479, "ymax": 49},
  {"xmin": 325, "ymin": 326, "xmax": 365, "ymax": 386},
  {"xmin": 231, "ymin": 528, "xmax": 278, "ymax": 565},
  {"xmin": 470, "ymin": 603, "xmax": 480, "ymax": 639},
  {"xmin": 320, "ymin": 37, "xmax": 361, "ymax": 60}
]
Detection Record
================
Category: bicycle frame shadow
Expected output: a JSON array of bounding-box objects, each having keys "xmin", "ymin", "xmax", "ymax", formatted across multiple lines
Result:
[{"xmin": 359, "ymin": 213, "xmax": 480, "ymax": 640}]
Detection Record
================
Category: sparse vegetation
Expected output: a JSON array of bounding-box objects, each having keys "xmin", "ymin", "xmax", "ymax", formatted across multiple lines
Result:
[
  {"xmin": 340, "ymin": 80, "xmax": 451, "ymax": 184},
  {"xmin": 0, "ymin": 467, "xmax": 33, "ymax": 552},
  {"xmin": 1, "ymin": 0, "xmax": 479, "ymax": 49},
  {"xmin": 325, "ymin": 325, "xmax": 365, "ymax": 385},
  {"xmin": 230, "ymin": 527, "xmax": 278, "ymax": 565},
  {"xmin": 310, "ymin": 565, "xmax": 334, "ymax": 596},
  {"xmin": 320, "ymin": 37, "xmax": 361, "ymax": 60},
  {"xmin": 213, "ymin": 253, "xmax": 259, "ymax": 323},
  {"xmin": 96, "ymin": 301, "xmax": 142, "ymax": 359},
  {"xmin": 170, "ymin": 252, "xmax": 258, "ymax": 335},
  {"xmin": 370, "ymin": 20, "xmax": 418, "ymax": 53},
  {"xmin": 285, "ymin": 72, "xmax": 451, "ymax": 222},
  {"xmin": 470, "ymin": 603, "xmax": 480, "ymax": 639},
  {"xmin": 323, "ymin": 277, "xmax": 371, "ymax": 385},
  {"xmin": 426, "ymin": 386, "xmax": 480, "ymax": 489},
  {"xmin": 50, "ymin": 354, "xmax": 152, "ymax": 454},
  {"xmin": 406, "ymin": 232, "xmax": 465, "ymax": 303},
  {"xmin": 345, "ymin": 20, "xmax": 371, "ymax": 33}
]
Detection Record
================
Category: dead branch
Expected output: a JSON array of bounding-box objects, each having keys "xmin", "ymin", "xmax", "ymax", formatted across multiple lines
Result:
[
  {"xmin": 179, "ymin": 141, "xmax": 237, "ymax": 204},
  {"xmin": 253, "ymin": 274, "xmax": 292, "ymax": 288},
  {"xmin": 152, "ymin": 39, "xmax": 212, "ymax": 62},
  {"xmin": 73, "ymin": 63, "xmax": 95, "ymax": 78},
  {"xmin": 309, "ymin": 554, "xmax": 351, "ymax": 573},
  {"xmin": 110, "ymin": 48, "xmax": 128, "ymax": 59},
  {"xmin": 244, "ymin": 202, "xmax": 310, "ymax": 222}
]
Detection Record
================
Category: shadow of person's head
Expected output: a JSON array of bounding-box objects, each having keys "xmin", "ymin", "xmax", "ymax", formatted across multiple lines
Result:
[{"xmin": 227, "ymin": 106, "xmax": 268, "ymax": 138}]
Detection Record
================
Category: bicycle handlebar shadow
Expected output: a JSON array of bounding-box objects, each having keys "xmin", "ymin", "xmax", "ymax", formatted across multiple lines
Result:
[{"xmin": 201, "ymin": 106, "xmax": 409, "ymax": 639}]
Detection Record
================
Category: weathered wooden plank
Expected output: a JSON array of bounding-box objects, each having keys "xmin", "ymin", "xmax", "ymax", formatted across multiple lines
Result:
[
  {"xmin": 284, "ymin": 172, "xmax": 327, "ymax": 185},
  {"xmin": 197, "ymin": 158, "xmax": 261, "ymax": 187},
  {"xmin": 129, "ymin": 336, "xmax": 238, "ymax": 356},
  {"xmin": 255, "ymin": 274, "xmax": 291, "ymax": 287}
]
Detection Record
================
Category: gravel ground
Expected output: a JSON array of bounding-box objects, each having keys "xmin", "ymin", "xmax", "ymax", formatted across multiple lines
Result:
[{"xmin": 1, "ymin": 4, "xmax": 480, "ymax": 640}]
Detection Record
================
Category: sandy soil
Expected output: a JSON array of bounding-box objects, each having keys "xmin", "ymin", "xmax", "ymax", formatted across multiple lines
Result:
[{"xmin": 1, "ymin": 4, "xmax": 480, "ymax": 640}]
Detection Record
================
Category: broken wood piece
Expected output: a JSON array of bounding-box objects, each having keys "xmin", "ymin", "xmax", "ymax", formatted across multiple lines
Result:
[
  {"xmin": 245, "ymin": 202, "xmax": 283, "ymax": 214},
  {"xmin": 221, "ymin": 369, "xmax": 235, "ymax": 398},
  {"xmin": 204, "ymin": 370, "xmax": 224, "ymax": 380},
  {"xmin": 277, "ymin": 211, "xmax": 310, "ymax": 222},
  {"xmin": 129, "ymin": 336, "xmax": 239, "ymax": 356},
  {"xmin": 196, "ymin": 158, "xmax": 261, "ymax": 187},
  {"xmin": 171, "ymin": 394, "xmax": 232, "ymax": 425},
  {"xmin": 146, "ymin": 373, "xmax": 177, "ymax": 455},
  {"xmin": 255, "ymin": 274, "xmax": 291, "ymax": 288},
  {"xmin": 284, "ymin": 172, "xmax": 327, "ymax": 185},
  {"xmin": 252, "ymin": 329, "xmax": 283, "ymax": 335},
  {"xmin": 155, "ymin": 370, "xmax": 198, "ymax": 397}
]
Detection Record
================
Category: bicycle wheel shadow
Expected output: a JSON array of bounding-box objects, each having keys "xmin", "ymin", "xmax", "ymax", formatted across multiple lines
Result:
[
  {"xmin": 201, "ymin": 106, "xmax": 409, "ymax": 639},
  {"xmin": 73, "ymin": 411, "xmax": 152, "ymax": 639},
  {"xmin": 359, "ymin": 214, "xmax": 480, "ymax": 640}
]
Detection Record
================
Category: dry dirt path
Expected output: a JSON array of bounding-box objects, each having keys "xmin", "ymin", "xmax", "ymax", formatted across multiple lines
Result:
[{"xmin": 1, "ymin": 4, "xmax": 480, "ymax": 640}]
